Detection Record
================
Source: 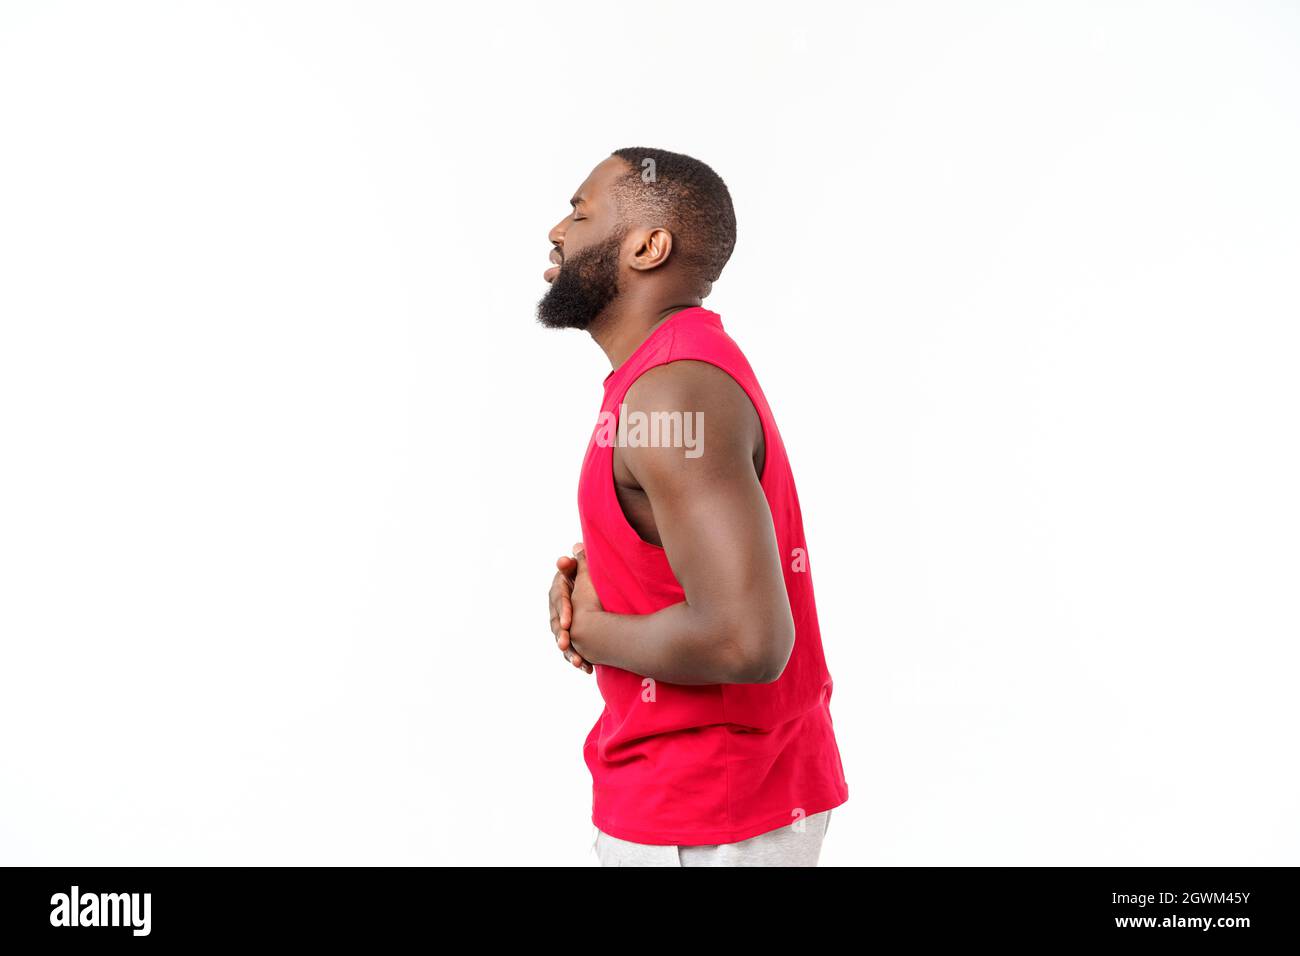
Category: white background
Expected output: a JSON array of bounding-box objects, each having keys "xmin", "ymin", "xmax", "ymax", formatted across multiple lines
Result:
[{"xmin": 1, "ymin": 1, "xmax": 1297, "ymax": 866}]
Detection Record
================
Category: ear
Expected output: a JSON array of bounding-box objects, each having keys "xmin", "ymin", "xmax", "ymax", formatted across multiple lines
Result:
[{"xmin": 627, "ymin": 226, "xmax": 674, "ymax": 272}]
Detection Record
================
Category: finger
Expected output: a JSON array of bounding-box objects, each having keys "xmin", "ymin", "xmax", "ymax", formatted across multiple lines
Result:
[
  {"xmin": 556, "ymin": 555, "xmax": 577, "ymax": 574},
  {"xmin": 572, "ymin": 541, "xmax": 585, "ymax": 557},
  {"xmin": 549, "ymin": 577, "xmax": 570, "ymax": 635},
  {"xmin": 559, "ymin": 593, "xmax": 571, "ymax": 630}
]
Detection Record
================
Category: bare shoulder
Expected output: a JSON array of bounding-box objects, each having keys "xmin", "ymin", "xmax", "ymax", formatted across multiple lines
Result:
[
  {"xmin": 620, "ymin": 360, "xmax": 762, "ymax": 482},
  {"xmin": 624, "ymin": 360, "xmax": 758, "ymax": 434}
]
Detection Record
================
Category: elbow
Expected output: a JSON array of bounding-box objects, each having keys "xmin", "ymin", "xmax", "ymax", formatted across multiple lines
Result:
[
  {"xmin": 737, "ymin": 657, "xmax": 787, "ymax": 685},
  {"xmin": 722, "ymin": 612, "xmax": 795, "ymax": 685}
]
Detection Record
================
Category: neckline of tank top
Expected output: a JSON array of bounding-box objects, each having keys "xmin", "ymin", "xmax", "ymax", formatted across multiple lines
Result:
[{"xmin": 601, "ymin": 307, "xmax": 721, "ymax": 388}]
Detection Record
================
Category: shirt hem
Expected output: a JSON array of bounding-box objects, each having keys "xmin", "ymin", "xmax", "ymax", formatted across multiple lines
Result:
[{"xmin": 591, "ymin": 786, "xmax": 848, "ymax": 847}]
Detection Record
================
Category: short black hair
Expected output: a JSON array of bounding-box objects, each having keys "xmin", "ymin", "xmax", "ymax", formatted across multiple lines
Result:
[{"xmin": 609, "ymin": 147, "xmax": 737, "ymax": 286}]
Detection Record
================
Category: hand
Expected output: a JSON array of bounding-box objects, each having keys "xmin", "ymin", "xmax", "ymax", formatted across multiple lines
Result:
[
  {"xmin": 567, "ymin": 542, "xmax": 605, "ymax": 665},
  {"xmin": 570, "ymin": 542, "xmax": 603, "ymax": 623},
  {"xmin": 549, "ymin": 542, "xmax": 592, "ymax": 673}
]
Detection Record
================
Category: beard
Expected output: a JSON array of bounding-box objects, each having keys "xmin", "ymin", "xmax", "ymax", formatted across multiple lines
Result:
[{"xmin": 536, "ymin": 229, "xmax": 625, "ymax": 331}]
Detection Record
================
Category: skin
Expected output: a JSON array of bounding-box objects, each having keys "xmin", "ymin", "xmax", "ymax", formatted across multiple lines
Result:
[{"xmin": 545, "ymin": 156, "xmax": 795, "ymax": 685}]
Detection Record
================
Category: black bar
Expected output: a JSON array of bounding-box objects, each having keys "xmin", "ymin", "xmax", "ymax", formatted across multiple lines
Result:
[{"xmin": 0, "ymin": 865, "xmax": 1294, "ymax": 944}]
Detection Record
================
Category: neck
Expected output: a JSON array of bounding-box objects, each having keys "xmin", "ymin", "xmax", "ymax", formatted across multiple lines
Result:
[{"xmin": 589, "ymin": 291, "xmax": 702, "ymax": 369}]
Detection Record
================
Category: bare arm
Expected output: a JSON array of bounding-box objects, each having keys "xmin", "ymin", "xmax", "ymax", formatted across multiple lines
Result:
[{"xmin": 568, "ymin": 361, "xmax": 794, "ymax": 685}]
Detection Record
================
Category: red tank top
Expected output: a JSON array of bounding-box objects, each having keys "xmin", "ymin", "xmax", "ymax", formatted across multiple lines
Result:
[{"xmin": 577, "ymin": 306, "xmax": 849, "ymax": 845}]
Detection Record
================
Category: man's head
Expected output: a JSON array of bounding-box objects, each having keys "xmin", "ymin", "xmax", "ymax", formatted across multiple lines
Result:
[{"xmin": 536, "ymin": 148, "xmax": 737, "ymax": 331}]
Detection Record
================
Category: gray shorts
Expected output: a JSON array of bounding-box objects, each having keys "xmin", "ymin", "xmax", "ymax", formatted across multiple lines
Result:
[{"xmin": 592, "ymin": 809, "xmax": 832, "ymax": 867}]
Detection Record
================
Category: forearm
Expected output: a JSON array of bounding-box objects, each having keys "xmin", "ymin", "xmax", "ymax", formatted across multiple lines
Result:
[{"xmin": 570, "ymin": 602, "xmax": 766, "ymax": 685}]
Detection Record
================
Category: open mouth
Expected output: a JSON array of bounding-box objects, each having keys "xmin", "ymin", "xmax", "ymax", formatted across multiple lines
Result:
[{"xmin": 544, "ymin": 250, "xmax": 562, "ymax": 283}]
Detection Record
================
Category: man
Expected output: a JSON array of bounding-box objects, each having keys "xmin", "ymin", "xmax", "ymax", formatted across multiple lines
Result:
[{"xmin": 541, "ymin": 148, "xmax": 848, "ymax": 867}]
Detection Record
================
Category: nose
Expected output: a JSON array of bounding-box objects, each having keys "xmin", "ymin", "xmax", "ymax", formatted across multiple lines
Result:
[{"xmin": 548, "ymin": 215, "xmax": 568, "ymax": 250}]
